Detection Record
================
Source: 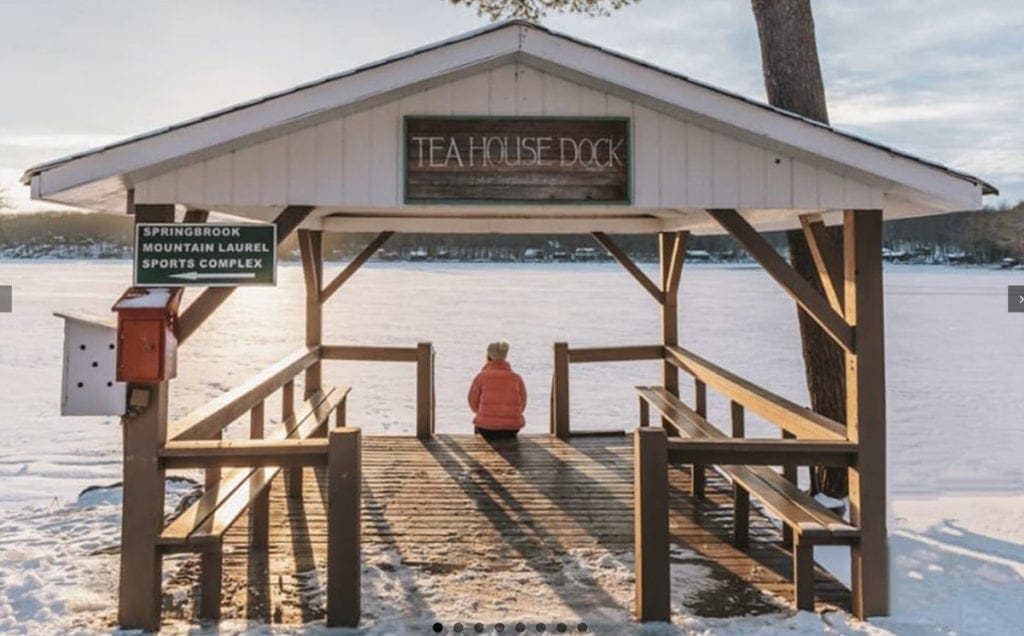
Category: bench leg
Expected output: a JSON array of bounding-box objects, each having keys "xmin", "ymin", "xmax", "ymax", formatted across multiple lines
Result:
[
  {"xmin": 793, "ymin": 538, "xmax": 815, "ymax": 612},
  {"xmin": 199, "ymin": 544, "xmax": 223, "ymax": 620},
  {"xmin": 733, "ymin": 483, "xmax": 749, "ymax": 548},
  {"xmin": 783, "ymin": 525, "xmax": 794, "ymax": 550},
  {"xmin": 691, "ymin": 464, "xmax": 705, "ymax": 498},
  {"xmin": 328, "ymin": 428, "xmax": 362, "ymax": 627}
]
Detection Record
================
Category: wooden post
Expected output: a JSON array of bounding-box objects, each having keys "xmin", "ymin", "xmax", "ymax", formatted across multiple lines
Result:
[
  {"xmin": 844, "ymin": 209, "xmax": 889, "ymax": 618},
  {"xmin": 284, "ymin": 380, "xmax": 303, "ymax": 498},
  {"xmin": 552, "ymin": 342, "xmax": 570, "ymax": 438},
  {"xmin": 200, "ymin": 429, "xmax": 223, "ymax": 619},
  {"xmin": 250, "ymin": 400, "xmax": 269, "ymax": 550},
  {"xmin": 659, "ymin": 233, "xmax": 681, "ymax": 397},
  {"xmin": 634, "ymin": 427, "xmax": 670, "ymax": 622},
  {"xmin": 117, "ymin": 203, "xmax": 174, "ymax": 631},
  {"xmin": 731, "ymin": 400, "xmax": 749, "ymax": 548},
  {"xmin": 793, "ymin": 538, "xmax": 815, "ymax": 611},
  {"xmin": 299, "ymin": 230, "xmax": 323, "ymax": 400},
  {"xmin": 327, "ymin": 427, "xmax": 361, "ymax": 627},
  {"xmin": 782, "ymin": 429, "xmax": 797, "ymax": 549},
  {"xmin": 117, "ymin": 381, "xmax": 168, "ymax": 631},
  {"xmin": 415, "ymin": 342, "xmax": 434, "ymax": 439},
  {"xmin": 638, "ymin": 395, "xmax": 650, "ymax": 427},
  {"xmin": 691, "ymin": 379, "xmax": 707, "ymax": 497}
]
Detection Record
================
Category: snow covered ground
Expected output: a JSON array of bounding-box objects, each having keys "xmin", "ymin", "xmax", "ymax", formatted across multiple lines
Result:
[{"xmin": 0, "ymin": 261, "xmax": 1020, "ymax": 634}]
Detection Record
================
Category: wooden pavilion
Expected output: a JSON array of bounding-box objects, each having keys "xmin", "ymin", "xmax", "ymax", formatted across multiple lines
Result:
[{"xmin": 23, "ymin": 20, "xmax": 994, "ymax": 631}]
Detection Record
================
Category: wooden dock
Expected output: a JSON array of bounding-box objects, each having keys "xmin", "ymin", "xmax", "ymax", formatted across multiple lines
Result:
[{"xmin": 161, "ymin": 434, "xmax": 849, "ymax": 626}]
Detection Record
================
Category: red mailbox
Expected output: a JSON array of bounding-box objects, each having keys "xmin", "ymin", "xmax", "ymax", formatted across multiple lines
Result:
[{"xmin": 112, "ymin": 287, "xmax": 183, "ymax": 383}]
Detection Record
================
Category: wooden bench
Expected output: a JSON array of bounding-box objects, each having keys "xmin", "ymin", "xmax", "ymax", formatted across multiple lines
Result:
[
  {"xmin": 636, "ymin": 386, "xmax": 859, "ymax": 611},
  {"xmin": 158, "ymin": 385, "xmax": 349, "ymax": 619}
]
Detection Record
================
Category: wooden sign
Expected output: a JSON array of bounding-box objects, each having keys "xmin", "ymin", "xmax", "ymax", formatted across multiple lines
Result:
[{"xmin": 404, "ymin": 117, "xmax": 630, "ymax": 203}]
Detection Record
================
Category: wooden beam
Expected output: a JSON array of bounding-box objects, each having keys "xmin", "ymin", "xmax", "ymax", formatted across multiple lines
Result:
[
  {"xmin": 117, "ymin": 381, "xmax": 167, "ymax": 631},
  {"xmin": 415, "ymin": 342, "xmax": 434, "ymax": 439},
  {"xmin": 707, "ymin": 209, "xmax": 854, "ymax": 353},
  {"xmin": 170, "ymin": 347, "xmax": 319, "ymax": 441},
  {"xmin": 249, "ymin": 401, "xmax": 269, "ymax": 551},
  {"xmin": 183, "ymin": 208, "xmax": 210, "ymax": 223},
  {"xmin": 665, "ymin": 231, "xmax": 688, "ymax": 297},
  {"xmin": 592, "ymin": 232, "xmax": 663, "ymax": 303},
  {"xmin": 844, "ymin": 209, "xmax": 889, "ymax": 618},
  {"xmin": 322, "ymin": 215, "xmax": 666, "ymax": 235},
  {"xmin": 665, "ymin": 345, "xmax": 847, "ymax": 440},
  {"xmin": 134, "ymin": 204, "xmax": 175, "ymax": 223},
  {"xmin": 320, "ymin": 231, "xmax": 393, "ymax": 304},
  {"xmin": 634, "ymin": 427, "xmax": 670, "ymax": 622},
  {"xmin": 178, "ymin": 206, "xmax": 313, "ymax": 343},
  {"xmin": 731, "ymin": 401, "xmax": 749, "ymax": 548},
  {"xmin": 666, "ymin": 438, "xmax": 858, "ymax": 467},
  {"xmin": 299, "ymin": 230, "xmax": 323, "ymax": 399},
  {"xmin": 659, "ymin": 233, "xmax": 682, "ymax": 398},
  {"xmin": 159, "ymin": 438, "xmax": 329, "ymax": 469},
  {"xmin": 567, "ymin": 344, "xmax": 664, "ymax": 363},
  {"xmin": 320, "ymin": 344, "xmax": 418, "ymax": 362},
  {"xmin": 552, "ymin": 342, "xmax": 570, "ymax": 438},
  {"xmin": 327, "ymin": 427, "xmax": 361, "ymax": 627},
  {"xmin": 800, "ymin": 213, "xmax": 844, "ymax": 313}
]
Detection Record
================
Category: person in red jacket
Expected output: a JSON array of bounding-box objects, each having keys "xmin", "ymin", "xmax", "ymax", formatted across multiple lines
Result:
[{"xmin": 468, "ymin": 341, "xmax": 527, "ymax": 439}]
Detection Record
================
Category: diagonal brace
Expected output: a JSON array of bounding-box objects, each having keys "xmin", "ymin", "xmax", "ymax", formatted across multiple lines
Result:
[
  {"xmin": 799, "ymin": 213, "xmax": 844, "ymax": 314},
  {"xmin": 592, "ymin": 232, "xmax": 664, "ymax": 304},
  {"xmin": 707, "ymin": 209, "xmax": 854, "ymax": 353},
  {"xmin": 320, "ymin": 231, "xmax": 394, "ymax": 304},
  {"xmin": 178, "ymin": 206, "xmax": 313, "ymax": 343}
]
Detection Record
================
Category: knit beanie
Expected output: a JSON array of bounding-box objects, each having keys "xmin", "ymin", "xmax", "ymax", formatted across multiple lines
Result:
[{"xmin": 487, "ymin": 340, "xmax": 510, "ymax": 361}]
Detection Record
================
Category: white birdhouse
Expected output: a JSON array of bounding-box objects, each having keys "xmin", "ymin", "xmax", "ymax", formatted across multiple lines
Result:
[{"xmin": 55, "ymin": 311, "xmax": 127, "ymax": 416}]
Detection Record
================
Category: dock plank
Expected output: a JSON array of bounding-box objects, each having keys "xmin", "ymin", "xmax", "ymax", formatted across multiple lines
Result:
[{"xmin": 162, "ymin": 434, "xmax": 850, "ymax": 624}]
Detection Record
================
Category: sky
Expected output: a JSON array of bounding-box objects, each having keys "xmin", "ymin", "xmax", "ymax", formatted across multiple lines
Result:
[{"xmin": 0, "ymin": 0, "xmax": 1021, "ymax": 211}]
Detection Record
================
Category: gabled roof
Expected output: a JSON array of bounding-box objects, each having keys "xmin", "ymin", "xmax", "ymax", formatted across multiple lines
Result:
[{"xmin": 22, "ymin": 19, "xmax": 996, "ymax": 214}]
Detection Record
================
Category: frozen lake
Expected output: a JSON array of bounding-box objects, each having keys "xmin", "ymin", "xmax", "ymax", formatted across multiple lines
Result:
[
  {"xmin": 1, "ymin": 260, "xmax": 1022, "ymax": 634},
  {"xmin": 0, "ymin": 260, "xmax": 1021, "ymax": 507}
]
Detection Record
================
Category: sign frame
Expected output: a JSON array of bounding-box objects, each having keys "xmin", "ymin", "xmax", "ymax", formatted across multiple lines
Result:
[
  {"xmin": 132, "ymin": 222, "xmax": 278, "ymax": 287},
  {"xmin": 402, "ymin": 115, "xmax": 633, "ymax": 206}
]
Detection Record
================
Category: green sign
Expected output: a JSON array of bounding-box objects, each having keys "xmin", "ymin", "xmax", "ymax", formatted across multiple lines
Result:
[{"xmin": 134, "ymin": 223, "xmax": 277, "ymax": 286}]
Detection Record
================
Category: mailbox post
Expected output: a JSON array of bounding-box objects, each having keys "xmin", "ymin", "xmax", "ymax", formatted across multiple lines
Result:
[{"xmin": 112, "ymin": 287, "xmax": 183, "ymax": 383}]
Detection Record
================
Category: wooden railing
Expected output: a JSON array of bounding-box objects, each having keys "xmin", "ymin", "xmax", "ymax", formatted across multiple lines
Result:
[
  {"xmin": 321, "ymin": 342, "xmax": 435, "ymax": 438},
  {"xmin": 550, "ymin": 343, "xmax": 665, "ymax": 437},
  {"xmin": 170, "ymin": 347, "xmax": 320, "ymax": 442}
]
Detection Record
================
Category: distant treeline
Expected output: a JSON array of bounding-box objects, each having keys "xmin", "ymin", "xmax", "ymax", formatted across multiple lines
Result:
[{"xmin": 2, "ymin": 205, "xmax": 1022, "ymax": 262}]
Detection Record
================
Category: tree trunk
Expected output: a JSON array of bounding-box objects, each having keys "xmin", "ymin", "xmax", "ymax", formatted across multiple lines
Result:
[{"xmin": 751, "ymin": 0, "xmax": 847, "ymax": 497}]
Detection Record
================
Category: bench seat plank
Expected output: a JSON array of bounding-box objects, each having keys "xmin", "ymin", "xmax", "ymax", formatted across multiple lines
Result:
[
  {"xmin": 637, "ymin": 386, "xmax": 857, "ymax": 542},
  {"xmin": 159, "ymin": 386, "xmax": 348, "ymax": 548}
]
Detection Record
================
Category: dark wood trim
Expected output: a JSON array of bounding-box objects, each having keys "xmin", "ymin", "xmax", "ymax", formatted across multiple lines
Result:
[
  {"xmin": 320, "ymin": 231, "xmax": 394, "ymax": 304},
  {"xmin": 800, "ymin": 213, "xmax": 844, "ymax": 313},
  {"xmin": 844, "ymin": 209, "xmax": 889, "ymax": 618},
  {"xmin": 178, "ymin": 206, "xmax": 313, "ymax": 343},
  {"xmin": 134, "ymin": 204, "xmax": 175, "ymax": 223},
  {"xmin": 592, "ymin": 232, "xmax": 664, "ymax": 303},
  {"xmin": 707, "ymin": 209, "xmax": 854, "ymax": 353}
]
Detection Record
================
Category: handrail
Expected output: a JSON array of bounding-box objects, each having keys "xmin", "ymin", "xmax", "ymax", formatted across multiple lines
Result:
[
  {"xmin": 666, "ymin": 438, "xmax": 856, "ymax": 467},
  {"xmin": 664, "ymin": 345, "xmax": 846, "ymax": 440},
  {"xmin": 170, "ymin": 347, "xmax": 320, "ymax": 441},
  {"xmin": 321, "ymin": 344, "xmax": 418, "ymax": 362},
  {"xmin": 568, "ymin": 345, "xmax": 665, "ymax": 364}
]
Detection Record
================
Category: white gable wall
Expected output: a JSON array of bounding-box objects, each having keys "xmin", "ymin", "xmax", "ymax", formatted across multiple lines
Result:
[{"xmin": 133, "ymin": 62, "xmax": 885, "ymax": 213}]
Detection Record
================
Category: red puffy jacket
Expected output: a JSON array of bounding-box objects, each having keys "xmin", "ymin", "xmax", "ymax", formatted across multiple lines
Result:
[{"xmin": 468, "ymin": 360, "xmax": 527, "ymax": 430}]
